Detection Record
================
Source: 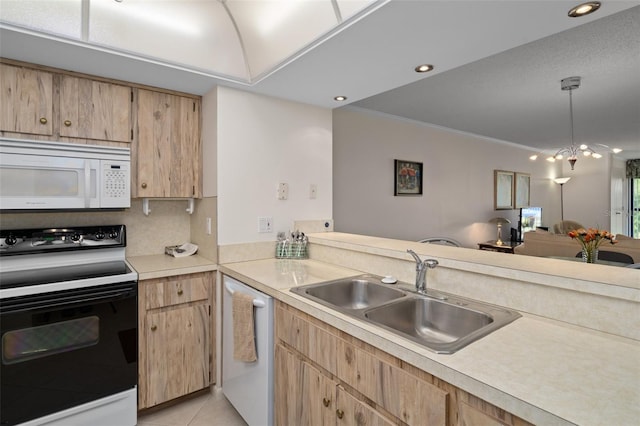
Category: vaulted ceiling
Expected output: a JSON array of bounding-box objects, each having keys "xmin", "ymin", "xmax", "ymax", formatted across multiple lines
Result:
[{"xmin": 1, "ymin": 0, "xmax": 638, "ymax": 158}]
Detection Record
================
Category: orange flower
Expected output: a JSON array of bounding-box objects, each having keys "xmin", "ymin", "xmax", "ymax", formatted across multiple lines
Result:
[{"xmin": 568, "ymin": 228, "xmax": 617, "ymax": 255}]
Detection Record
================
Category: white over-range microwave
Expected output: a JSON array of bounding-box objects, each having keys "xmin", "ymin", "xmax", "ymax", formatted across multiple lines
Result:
[{"xmin": 0, "ymin": 138, "xmax": 131, "ymax": 210}]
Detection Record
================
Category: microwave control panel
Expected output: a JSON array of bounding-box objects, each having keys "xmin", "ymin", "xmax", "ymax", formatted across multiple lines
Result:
[{"xmin": 101, "ymin": 161, "xmax": 131, "ymax": 207}]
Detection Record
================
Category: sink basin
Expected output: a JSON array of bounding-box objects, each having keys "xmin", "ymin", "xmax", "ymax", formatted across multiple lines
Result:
[
  {"xmin": 290, "ymin": 275, "xmax": 407, "ymax": 311},
  {"xmin": 364, "ymin": 296, "xmax": 521, "ymax": 353},
  {"xmin": 291, "ymin": 275, "xmax": 521, "ymax": 354}
]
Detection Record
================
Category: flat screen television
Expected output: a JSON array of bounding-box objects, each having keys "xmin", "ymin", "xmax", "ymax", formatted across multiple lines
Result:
[{"xmin": 519, "ymin": 207, "xmax": 542, "ymax": 240}]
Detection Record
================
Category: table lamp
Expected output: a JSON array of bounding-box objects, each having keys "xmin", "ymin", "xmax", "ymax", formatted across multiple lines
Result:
[{"xmin": 489, "ymin": 217, "xmax": 511, "ymax": 246}]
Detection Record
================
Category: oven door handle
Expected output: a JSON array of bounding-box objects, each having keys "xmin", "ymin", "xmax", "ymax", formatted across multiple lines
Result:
[{"xmin": 0, "ymin": 283, "xmax": 137, "ymax": 314}]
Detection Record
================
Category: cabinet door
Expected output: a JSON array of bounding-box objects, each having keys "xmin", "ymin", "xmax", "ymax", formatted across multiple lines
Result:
[
  {"xmin": 275, "ymin": 344, "xmax": 336, "ymax": 426},
  {"xmin": 336, "ymin": 385, "xmax": 394, "ymax": 426},
  {"xmin": 136, "ymin": 89, "xmax": 201, "ymax": 198},
  {"xmin": 305, "ymin": 360, "xmax": 337, "ymax": 425},
  {"xmin": 337, "ymin": 339, "xmax": 447, "ymax": 426},
  {"xmin": 59, "ymin": 75, "xmax": 132, "ymax": 143},
  {"xmin": 0, "ymin": 63, "xmax": 53, "ymax": 136},
  {"xmin": 144, "ymin": 303, "xmax": 210, "ymax": 406}
]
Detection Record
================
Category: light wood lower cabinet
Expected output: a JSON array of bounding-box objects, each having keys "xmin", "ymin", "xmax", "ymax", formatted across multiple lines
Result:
[
  {"xmin": 336, "ymin": 385, "xmax": 394, "ymax": 426},
  {"xmin": 275, "ymin": 301, "xmax": 533, "ymax": 426},
  {"xmin": 276, "ymin": 343, "xmax": 331, "ymax": 424},
  {"xmin": 138, "ymin": 272, "xmax": 215, "ymax": 409},
  {"xmin": 276, "ymin": 343, "xmax": 391, "ymax": 426}
]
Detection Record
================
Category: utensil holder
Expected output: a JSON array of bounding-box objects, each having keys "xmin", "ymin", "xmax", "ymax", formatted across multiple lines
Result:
[{"xmin": 276, "ymin": 240, "xmax": 308, "ymax": 259}]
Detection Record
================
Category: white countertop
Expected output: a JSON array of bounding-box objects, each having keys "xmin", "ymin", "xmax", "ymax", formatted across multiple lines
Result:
[
  {"xmin": 219, "ymin": 258, "xmax": 640, "ymax": 426},
  {"xmin": 127, "ymin": 254, "xmax": 216, "ymax": 280}
]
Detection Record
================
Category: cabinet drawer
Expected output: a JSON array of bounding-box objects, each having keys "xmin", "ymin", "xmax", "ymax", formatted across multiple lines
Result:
[
  {"xmin": 276, "ymin": 305, "xmax": 337, "ymax": 375},
  {"xmin": 145, "ymin": 273, "xmax": 209, "ymax": 309}
]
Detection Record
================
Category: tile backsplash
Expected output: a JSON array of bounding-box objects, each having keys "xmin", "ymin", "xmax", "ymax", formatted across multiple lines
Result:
[{"xmin": 0, "ymin": 198, "xmax": 202, "ymax": 257}]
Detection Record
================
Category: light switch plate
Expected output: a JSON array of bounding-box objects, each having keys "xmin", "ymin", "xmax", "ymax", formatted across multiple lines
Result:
[{"xmin": 258, "ymin": 217, "xmax": 273, "ymax": 233}]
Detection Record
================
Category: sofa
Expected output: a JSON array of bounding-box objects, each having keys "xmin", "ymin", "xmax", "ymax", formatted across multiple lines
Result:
[{"xmin": 514, "ymin": 229, "xmax": 640, "ymax": 263}]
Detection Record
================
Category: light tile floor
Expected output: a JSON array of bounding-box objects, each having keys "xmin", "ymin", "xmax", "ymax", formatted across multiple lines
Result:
[{"xmin": 137, "ymin": 389, "xmax": 247, "ymax": 426}]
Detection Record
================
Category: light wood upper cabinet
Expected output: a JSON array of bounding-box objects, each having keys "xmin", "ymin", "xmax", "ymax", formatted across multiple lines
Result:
[
  {"xmin": 135, "ymin": 89, "xmax": 202, "ymax": 198},
  {"xmin": 0, "ymin": 63, "xmax": 53, "ymax": 136},
  {"xmin": 0, "ymin": 63, "xmax": 132, "ymax": 143},
  {"xmin": 138, "ymin": 272, "xmax": 214, "ymax": 409},
  {"xmin": 59, "ymin": 75, "xmax": 132, "ymax": 143}
]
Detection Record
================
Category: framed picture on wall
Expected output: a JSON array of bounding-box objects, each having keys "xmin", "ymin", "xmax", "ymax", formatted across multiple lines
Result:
[
  {"xmin": 494, "ymin": 170, "xmax": 514, "ymax": 210},
  {"xmin": 394, "ymin": 160, "xmax": 423, "ymax": 196},
  {"xmin": 515, "ymin": 172, "xmax": 531, "ymax": 208}
]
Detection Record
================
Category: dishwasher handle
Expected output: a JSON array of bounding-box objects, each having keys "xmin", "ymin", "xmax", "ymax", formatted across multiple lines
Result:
[{"xmin": 225, "ymin": 282, "xmax": 266, "ymax": 308}]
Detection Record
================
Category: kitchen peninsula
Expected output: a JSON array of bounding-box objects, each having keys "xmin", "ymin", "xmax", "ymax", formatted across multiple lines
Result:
[{"xmin": 219, "ymin": 232, "xmax": 639, "ymax": 426}]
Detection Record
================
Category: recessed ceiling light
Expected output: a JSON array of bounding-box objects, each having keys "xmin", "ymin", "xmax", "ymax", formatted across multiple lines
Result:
[
  {"xmin": 414, "ymin": 64, "xmax": 434, "ymax": 73},
  {"xmin": 334, "ymin": 96, "xmax": 347, "ymax": 101},
  {"xmin": 568, "ymin": 2, "xmax": 601, "ymax": 17}
]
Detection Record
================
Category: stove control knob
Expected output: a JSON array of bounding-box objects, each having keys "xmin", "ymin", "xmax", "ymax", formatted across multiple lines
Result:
[
  {"xmin": 70, "ymin": 233, "xmax": 81, "ymax": 243},
  {"xmin": 95, "ymin": 231, "xmax": 105, "ymax": 240},
  {"xmin": 5, "ymin": 234, "xmax": 17, "ymax": 246},
  {"xmin": 108, "ymin": 230, "xmax": 119, "ymax": 239}
]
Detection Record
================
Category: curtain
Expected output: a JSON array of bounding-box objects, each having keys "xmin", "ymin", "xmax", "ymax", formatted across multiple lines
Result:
[{"xmin": 626, "ymin": 159, "xmax": 640, "ymax": 179}]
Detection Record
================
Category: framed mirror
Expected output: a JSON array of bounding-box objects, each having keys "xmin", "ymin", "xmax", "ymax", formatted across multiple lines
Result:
[
  {"xmin": 515, "ymin": 172, "xmax": 531, "ymax": 208},
  {"xmin": 494, "ymin": 170, "xmax": 514, "ymax": 210}
]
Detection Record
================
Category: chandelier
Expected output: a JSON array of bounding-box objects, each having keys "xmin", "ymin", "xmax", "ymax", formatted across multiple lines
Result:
[
  {"xmin": 529, "ymin": 76, "xmax": 622, "ymax": 170},
  {"xmin": 553, "ymin": 76, "xmax": 600, "ymax": 170}
]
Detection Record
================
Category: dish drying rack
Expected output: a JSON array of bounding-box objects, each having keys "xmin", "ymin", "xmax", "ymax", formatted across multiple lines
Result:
[{"xmin": 276, "ymin": 231, "xmax": 308, "ymax": 259}]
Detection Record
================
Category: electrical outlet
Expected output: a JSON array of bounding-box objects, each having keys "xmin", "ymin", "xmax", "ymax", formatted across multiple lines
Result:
[
  {"xmin": 277, "ymin": 183, "xmax": 289, "ymax": 200},
  {"xmin": 309, "ymin": 184, "xmax": 317, "ymax": 199},
  {"xmin": 258, "ymin": 217, "xmax": 273, "ymax": 233},
  {"xmin": 206, "ymin": 217, "xmax": 212, "ymax": 235}
]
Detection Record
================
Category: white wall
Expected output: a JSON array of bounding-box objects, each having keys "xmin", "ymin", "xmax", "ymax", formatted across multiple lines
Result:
[
  {"xmin": 333, "ymin": 107, "xmax": 565, "ymax": 248},
  {"xmin": 201, "ymin": 87, "xmax": 218, "ymax": 197},
  {"xmin": 560, "ymin": 153, "xmax": 612, "ymax": 230},
  {"xmin": 215, "ymin": 87, "xmax": 333, "ymax": 245}
]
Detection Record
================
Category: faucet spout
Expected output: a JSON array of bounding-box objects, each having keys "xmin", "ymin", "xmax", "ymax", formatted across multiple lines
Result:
[
  {"xmin": 407, "ymin": 249, "xmax": 439, "ymax": 294},
  {"xmin": 407, "ymin": 249, "xmax": 422, "ymax": 264}
]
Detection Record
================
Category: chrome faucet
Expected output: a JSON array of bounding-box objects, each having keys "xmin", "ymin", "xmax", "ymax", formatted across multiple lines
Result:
[{"xmin": 407, "ymin": 249, "xmax": 439, "ymax": 294}]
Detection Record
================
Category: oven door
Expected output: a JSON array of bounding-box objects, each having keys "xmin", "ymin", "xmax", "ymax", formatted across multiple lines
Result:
[{"xmin": 0, "ymin": 282, "xmax": 137, "ymax": 426}]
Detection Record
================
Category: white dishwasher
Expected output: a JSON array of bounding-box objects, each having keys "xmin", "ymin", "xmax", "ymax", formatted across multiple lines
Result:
[{"xmin": 222, "ymin": 275, "xmax": 274, "ymax": 426}]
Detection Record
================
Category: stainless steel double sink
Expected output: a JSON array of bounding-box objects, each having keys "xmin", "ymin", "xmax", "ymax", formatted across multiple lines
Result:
[{"xmin": 290, "ymin": 275, "xmax": 521, "ymax": 354}]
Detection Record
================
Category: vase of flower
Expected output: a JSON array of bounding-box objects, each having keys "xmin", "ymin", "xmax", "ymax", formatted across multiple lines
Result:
[
  {"xmin": 581, "ymin": 248, "xmax": 598, "ymax": 263},
  {"xmin": 568, "ymin": 228, "xmax": 617, "ymax": 264}
]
